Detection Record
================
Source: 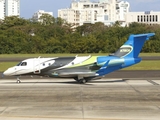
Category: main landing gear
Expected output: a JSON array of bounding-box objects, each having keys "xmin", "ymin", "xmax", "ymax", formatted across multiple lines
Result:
[
  {"xmin": 80, "ymin": 79, "xmax": 87, "ymax": 84},
  {"xmin": 74, "ymin": 77, "xmax": 88, "ymax": 84}
]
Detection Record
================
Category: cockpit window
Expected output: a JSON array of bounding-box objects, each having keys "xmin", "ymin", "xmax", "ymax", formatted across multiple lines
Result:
[
  {"xmin": 21, "ymin": 62, "xmax": 27, "ymax": 66},
  {"xmin": 17, "ymin": 62, "xmax": 27, "ymax": 66},
  {"xmin": 17, "ymin": 62, "xmax": 22, "ymax": 66}
]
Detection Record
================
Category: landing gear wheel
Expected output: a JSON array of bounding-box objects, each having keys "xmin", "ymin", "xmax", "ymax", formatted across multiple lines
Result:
[
  {"xmin": 80, "ymin": 79, "xmax": 87, "ymax": 84},
  {"xmin": 82, "ymin": 79, "xmax": 86, "ymax": 84},
  {"xmin": 74, "ymin": 77, "xmax": 87, "ymax": 84},
  {"xmin": 17, "ymin": 77, "xmax": 21, "ymax": 84},
  {"xmin": 17, "ymin": 80, "xmax": 21, "ymax": 84}
]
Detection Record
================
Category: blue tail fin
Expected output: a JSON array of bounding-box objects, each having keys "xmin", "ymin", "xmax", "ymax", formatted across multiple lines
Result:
[{"xmin": 113, "ymin": 33, "xmax": 155, "ymax": 58}]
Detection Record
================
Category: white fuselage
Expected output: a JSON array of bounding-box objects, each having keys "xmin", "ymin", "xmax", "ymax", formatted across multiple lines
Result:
[
  {"xmin": 3, "ymin": 55, "xmax": 95, "ymax": 77},
  {"xmin": 3, "ymin": 58, "xmax": 56, "ymax": 76}
]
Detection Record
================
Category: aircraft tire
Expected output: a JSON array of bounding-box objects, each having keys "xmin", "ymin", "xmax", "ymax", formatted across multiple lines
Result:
[
  {"xmin": 74, "ymin": 77, "xmax": 87, "ymax": 84},
  {"xmin": 17, "ymin": 80, "xmax": 21, "ymax": 84},
  {"xmin": 80, "ymin": 79, "xmax": 87, "ymax": 84}
]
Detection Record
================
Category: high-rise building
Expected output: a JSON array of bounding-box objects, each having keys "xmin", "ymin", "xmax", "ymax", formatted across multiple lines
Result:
[
  {"xmin": 116, "ymin": 1, "xmax": 130, "ymax": 26},
  {"xmin": 0, "ymin": 0, "xmax": 20, "ymax": 20},
  {"xmin": 58, "ymin": 0, "xmax": 129, "ymax": 27},
  {"xmin": 0, "ymin": 0, "xmax": 5, "ymax": 19}
]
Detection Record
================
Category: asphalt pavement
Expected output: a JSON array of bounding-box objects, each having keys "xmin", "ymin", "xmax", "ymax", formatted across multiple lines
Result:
[{"xmin": 0, "ymin": 78, "xmax": 160, "ymax": 120}]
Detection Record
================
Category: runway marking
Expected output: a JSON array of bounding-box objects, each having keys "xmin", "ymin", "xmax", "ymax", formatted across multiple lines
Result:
[
  {"xmin": 147, "ymin": 80, "xmax": 159, "ymax": 85},
  {"xmin": 126, "ymin": 80, "xmax": 160, "ymax": 110},
  {"xmin": 0, "ymin": 107, "xmax": 8, "ymax": 115}
]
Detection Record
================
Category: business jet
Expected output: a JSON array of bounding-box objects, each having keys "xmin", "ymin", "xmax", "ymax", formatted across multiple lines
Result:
[{"xmin": 3, "ymin": 33, "xmax": 155, "ymax": 84}]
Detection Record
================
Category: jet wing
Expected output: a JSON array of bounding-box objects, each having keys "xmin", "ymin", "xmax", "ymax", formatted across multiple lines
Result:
[{"xmin": 57, "ymin": 72, "xmax": 98, "ymax": 77}]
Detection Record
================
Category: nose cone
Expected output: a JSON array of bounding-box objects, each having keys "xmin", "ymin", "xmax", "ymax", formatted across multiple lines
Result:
[
  {"xmin": 3, "ymin": 69, "xmax": 13, "ymax": 76},
  {"xmin": 3, "ymin": 70, "xmax": 10, "ymax": 76}
]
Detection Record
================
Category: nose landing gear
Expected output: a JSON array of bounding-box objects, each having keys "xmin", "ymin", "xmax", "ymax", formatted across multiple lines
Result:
[{"xmin": 17, "ymin": 77, "xmax": 21, "ymax": 83}]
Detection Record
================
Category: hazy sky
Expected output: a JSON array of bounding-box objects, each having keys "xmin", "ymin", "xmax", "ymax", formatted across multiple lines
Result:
[{"xmin": 20, "ymin": 0, "xmax": 160, "ymax": 19}]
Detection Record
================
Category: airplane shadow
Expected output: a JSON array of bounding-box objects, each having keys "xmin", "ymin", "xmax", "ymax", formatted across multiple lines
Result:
[
  {"xmin": 1, "ymin": 79, "xmax": 129, "ymax": 85},
  {"xmin": 88, "ymin": 79, "xmax": 128, "ymax": 83}
]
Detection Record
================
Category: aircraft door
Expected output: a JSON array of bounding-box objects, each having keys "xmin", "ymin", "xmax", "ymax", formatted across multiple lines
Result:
[{"xmin": 33, "ymin": 58, "xmax": 41, "ymax": 74}]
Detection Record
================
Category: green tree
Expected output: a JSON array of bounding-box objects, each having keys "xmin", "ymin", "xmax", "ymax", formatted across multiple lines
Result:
[
  {"xmin": 0, "ymin": 16, "xmax": 28, "ymax": 30},
  {"xmin": 39, "ymin": 14, "xmax": 55, "ymax": 26}
]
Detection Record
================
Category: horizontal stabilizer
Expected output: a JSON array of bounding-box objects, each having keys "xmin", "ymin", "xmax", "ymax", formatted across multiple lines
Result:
[
  {"xmin": 96, "ymin": 59, "xmax": 124, "ymax": 76},
  {"xmin": 96, "ymin": 60, "xmax": 109, "ymax": 76}
]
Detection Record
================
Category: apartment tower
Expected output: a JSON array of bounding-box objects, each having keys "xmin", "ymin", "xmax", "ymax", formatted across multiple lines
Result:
[{"xmin": 0, "ymin": 0, "xmax": 20, "ymax": 19}]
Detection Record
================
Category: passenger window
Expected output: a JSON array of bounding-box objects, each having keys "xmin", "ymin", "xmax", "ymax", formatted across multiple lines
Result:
[{"xmin": 21, "ymin": 62, "xmax": 27, "ymax": 66}]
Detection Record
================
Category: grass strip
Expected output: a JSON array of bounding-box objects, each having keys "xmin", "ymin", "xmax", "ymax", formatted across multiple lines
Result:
[
  {"xmin": 123, "ymin": 61, "xmax": 160, "ymax": 70},
  {"xmin": 0, "ymin": 62, "xmax": 18, "ymax": 72}
]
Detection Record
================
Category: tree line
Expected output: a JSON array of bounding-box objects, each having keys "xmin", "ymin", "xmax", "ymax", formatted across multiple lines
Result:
[{"xmin": 0, "ymin": 15, "xmax": 160, "ymax": 54}]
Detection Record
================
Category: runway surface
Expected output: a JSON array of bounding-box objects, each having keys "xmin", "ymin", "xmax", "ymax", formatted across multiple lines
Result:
[{"xmin": 0, "ymin": 78, "xmax": 160, "ymax": 120}]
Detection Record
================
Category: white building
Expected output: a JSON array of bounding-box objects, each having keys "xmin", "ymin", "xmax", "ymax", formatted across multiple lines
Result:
[
  {"xmin": 32, "ymin": 10, "xmax": 53, "ymax": 22},
  {"xmin": 0, "ymin": 0, "xmax": 5, "ymax": 19},
  {"xmin": 116, "ymin": 1, "xmax": 129, "ymax": 26},
  {"xmin": 0, "ymin": 0, "xmax": 20, "ymax": 20},
  {"xmin": 126, "ymin": 11, "xmax": 160, "ymax": 26},
  {"xmin": 58, "ymin": 0, "xmax": 128, "ymax": 27}
]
